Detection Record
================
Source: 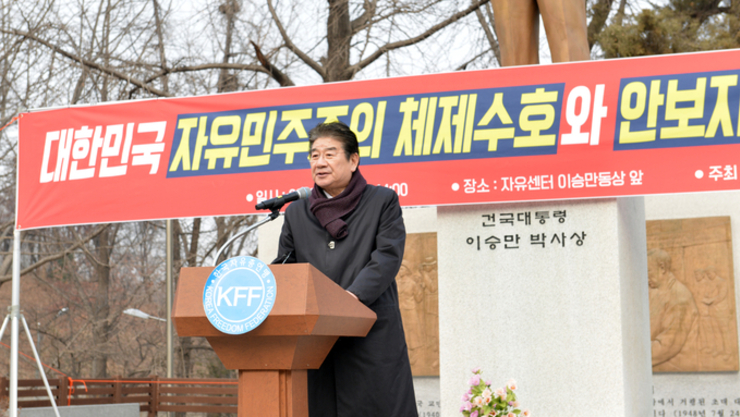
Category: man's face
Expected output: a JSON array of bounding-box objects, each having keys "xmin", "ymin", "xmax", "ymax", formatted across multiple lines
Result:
[{"xmin": 309, "ymin": 137, "xmax": 359, "ymax": 197}]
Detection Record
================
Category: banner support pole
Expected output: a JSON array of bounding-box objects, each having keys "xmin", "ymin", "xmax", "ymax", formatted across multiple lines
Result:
[
  {"xmin": 10, "ymin": 229, "xmax": 20, "ymax": 417},
  {"xmin": 166, "ymin": 219, "xmax": 173, "ymax": 378},
  {"xmin": 166, "ymin": 219, "xmax": 173, "ymax": 417}
]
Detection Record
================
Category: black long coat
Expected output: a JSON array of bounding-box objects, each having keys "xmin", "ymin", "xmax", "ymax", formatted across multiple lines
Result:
[{"xmin": 274, "ymin": 184, "xmax": 418, "ymax": 417}]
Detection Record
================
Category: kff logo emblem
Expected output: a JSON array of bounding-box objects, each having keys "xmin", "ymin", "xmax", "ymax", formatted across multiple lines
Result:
[{"xmin": 202, "ymin": 256, "xmax": 276, "ymax": 335}]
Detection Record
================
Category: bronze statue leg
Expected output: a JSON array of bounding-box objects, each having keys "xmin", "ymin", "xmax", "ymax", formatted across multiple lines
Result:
[
  {"xmin": 490, "ymin": 0, "xmax": 589, "ymax": 66},
  {"xmin": 490, "ymin": 0, "xmax": 540, "ymax": 66},
  {"xmin": 537, "ymin": 0, "xmax": 590, "ymax": 63}
]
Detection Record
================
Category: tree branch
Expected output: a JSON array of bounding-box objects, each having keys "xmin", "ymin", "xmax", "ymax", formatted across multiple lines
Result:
[
  {"xmin": 2, "ymin": 28, "xmax": 173, "ymax": 98},
  {"xmin": 351, "ymin": 0, "xmax": 377, "ymax": 34},
  {"xmin": 0, "ymin": 224, "xmax": 110, "ymax": 286},
  {"xmin": 588, "ymin": 0, "xmax": 615, "ymax": 50},
  {"xmin": 171, "ymin": 62, "xmax": 271, "ymax": 74},
  {"xmin": 455, "ymin": 49, "xmax": 491, "ymax": 71},
  {"xmin": 694, "ymin": 6, "xmax": 731, "ymax": 23},
  {"xmin": 266, "ymin": 0, "xmax": 326, "ymax": 79},
  {"xmin": 128, "ymin": 62, "xmax": 270, "ymax": 97},
  {"xmin": 251, "ymin": 41, "xmax": 295, "ymax": 87},
  {"xmin": 353, "ymin": 0, "xmax": 488, "ymax": 73},
  {"xmin": 614, "ymin": 0, "xmax": 628, "ymax": 26},
  {"xmin": 475, "ymin": 4, "xmax": 500, "ymax": 64}
]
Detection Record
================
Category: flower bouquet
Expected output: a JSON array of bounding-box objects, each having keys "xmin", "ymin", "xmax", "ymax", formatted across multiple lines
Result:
[{"xmin": 460, "ymin": 368, "xmax": 529, "ymax": 417}]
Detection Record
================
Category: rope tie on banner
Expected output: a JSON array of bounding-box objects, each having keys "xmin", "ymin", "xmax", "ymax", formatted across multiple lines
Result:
[
  {"xmin": 0, "ymin": 340, "xmax": 237, "ymax": 406},
  {"xmin": 0, "ymin": 114, "xmax": 21, "ymax": 133}
]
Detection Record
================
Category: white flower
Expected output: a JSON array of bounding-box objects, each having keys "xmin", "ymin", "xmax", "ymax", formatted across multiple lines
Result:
[
  {"xmin": 473, "ymin": 396, "xmax": 485, "ymax": 407},
  {"xmin": 507, "ymin": 379, "xmax": 517, "ymax": 391},
  {"xmin": 495, "ymin": 388, "xmax": 507, "ymax": 399},
  {"xmin": 482, "ymin": 388, "xmax": 492, "ymax": 398}
]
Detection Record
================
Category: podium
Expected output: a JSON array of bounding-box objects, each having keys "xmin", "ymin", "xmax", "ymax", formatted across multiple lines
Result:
[{"xmin": 172, "ymin": 263, "xmax": 377, "ymax": 417}]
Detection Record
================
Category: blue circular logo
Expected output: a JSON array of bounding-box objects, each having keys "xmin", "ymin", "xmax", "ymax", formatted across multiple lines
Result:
[{"xmin": 203, "ymin": 256, "xmax": 277, "ymax": 335}]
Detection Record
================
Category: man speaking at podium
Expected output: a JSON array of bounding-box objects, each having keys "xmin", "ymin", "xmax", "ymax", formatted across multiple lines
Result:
[{"xmin": 274, "ymin": 121, "xmax": 418, "ymax": 417}]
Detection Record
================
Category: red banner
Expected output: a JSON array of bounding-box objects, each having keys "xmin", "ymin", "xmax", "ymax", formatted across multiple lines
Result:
[{"xmin": 16, "ymin": 49, "xmax": 740, "ymax": 230}]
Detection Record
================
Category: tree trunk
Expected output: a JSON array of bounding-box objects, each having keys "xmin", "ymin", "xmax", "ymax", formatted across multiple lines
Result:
[
  {"xmin": 174, "ymin": 218, "xmax": 200, "ymax": 380},
  {"xmin": 152, "ymin": 0, "xmax": 169, "ymax": 93},
  {"xmin": 90, "ymin": 224, "xmax": 117, "ymax": 378},
  {"xmin": 588, "ymin": 0, "xmax": 615, "ymax": 50},
  {"xmin": 217, "ymin": 0, "xmax": 240, "ymax": 93},
  {"xmin": 325, "ymin": 0, "xmax": 353, "ymax": 81}
]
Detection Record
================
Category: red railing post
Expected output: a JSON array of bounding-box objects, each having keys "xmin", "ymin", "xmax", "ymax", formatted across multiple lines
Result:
[
  {"xmin": 0, "ymin": 377, "xmax": 8, "ymax": 405},
  {"xmin": 148, "ymin": 375, "xmax": 159, "ymax": 417},
  {"xmin": 113, "ymin": 376, "xmax": 122, "ymax": 403},
  {"xmin": 57, "ymin": 378, "xmax": 68, "ymax": 406}
]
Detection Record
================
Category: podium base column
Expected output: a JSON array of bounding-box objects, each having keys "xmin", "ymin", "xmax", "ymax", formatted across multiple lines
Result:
[{"xmin": 238, "ymin": 369, "xmax": 308, "ymax": 417}]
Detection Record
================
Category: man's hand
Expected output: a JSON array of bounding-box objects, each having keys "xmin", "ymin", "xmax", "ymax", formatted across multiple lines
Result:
[{"xmin": 346, "ymin": 290, "xmax": 359, "ymax": 301}]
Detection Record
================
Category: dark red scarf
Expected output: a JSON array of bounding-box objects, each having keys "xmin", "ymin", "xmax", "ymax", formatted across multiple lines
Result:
[{"xmin": 309, "ymin": 169, "xmax": 367, "ymax": 240}]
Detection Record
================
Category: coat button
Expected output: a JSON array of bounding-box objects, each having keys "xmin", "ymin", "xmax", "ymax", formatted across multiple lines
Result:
[{"xmin": 328, "ymin": 241, "xmax": 335, "ymax": 249}]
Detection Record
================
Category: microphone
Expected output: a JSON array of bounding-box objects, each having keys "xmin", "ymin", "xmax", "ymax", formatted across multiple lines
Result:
[{"xmin": 255, "ymin": 187, "xmax": 310, "ymax": 211}]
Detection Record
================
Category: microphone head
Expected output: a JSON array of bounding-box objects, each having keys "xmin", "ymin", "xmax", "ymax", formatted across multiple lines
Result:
[
  {"xmin": 255, "ymin": 187, "xmax": 311, "ymax": 211},
  {"xmin": 296, "ymin": 187, "xmax": 311, "ymax": 200}
]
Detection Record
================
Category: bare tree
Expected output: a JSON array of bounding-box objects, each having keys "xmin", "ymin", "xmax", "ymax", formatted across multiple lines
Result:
[{"xmin": 258, "ymin": 0, "xmax": 491, "ymax": 83}]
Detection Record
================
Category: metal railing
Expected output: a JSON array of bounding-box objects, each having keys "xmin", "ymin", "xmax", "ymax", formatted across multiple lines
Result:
[{"xmin": 0, "ymin": 376, "xmax": 238, "ymax": 416}]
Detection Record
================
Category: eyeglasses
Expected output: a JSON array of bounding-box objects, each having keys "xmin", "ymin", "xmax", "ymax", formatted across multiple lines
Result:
[{"xmin": 308, "ymin": 149, "xmax": 340, "ymax": 163}]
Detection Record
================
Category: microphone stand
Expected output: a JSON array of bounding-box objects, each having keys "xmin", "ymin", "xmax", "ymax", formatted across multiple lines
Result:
[{"xmin": 213, "ymin": 209, "xmax": 280, "ymax": 266}]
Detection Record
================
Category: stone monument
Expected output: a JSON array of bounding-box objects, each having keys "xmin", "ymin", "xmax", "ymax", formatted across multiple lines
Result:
[{"xmin": 437, "ymin": 198, "xmax": 653, "ymax": 416}]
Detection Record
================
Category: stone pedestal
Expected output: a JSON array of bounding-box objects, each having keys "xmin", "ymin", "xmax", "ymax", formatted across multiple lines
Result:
[{"xmin": 437, "ymin": 198, "xmax": 652, "ymax": 416}]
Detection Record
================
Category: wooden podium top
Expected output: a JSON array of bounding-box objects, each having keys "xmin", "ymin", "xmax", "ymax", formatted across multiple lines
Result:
[
  {"xmin": 173, "ymin": 263, "xmax": 377, "ymax": 338},
  {"xmin": 172, "ymin": 263, "xmax": 377, "ymax": 370}
]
